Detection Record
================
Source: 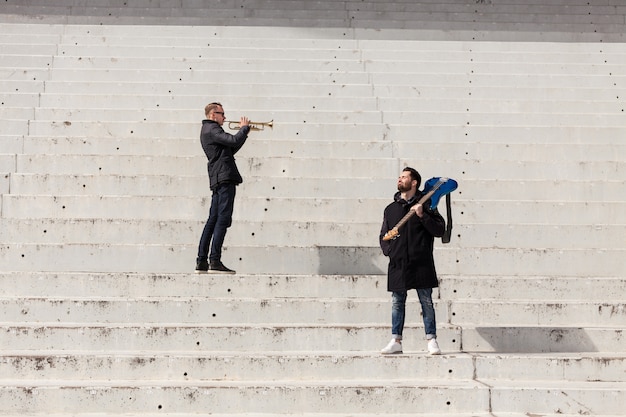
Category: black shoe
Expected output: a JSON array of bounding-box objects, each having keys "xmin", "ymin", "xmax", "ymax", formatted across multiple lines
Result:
[
  {"xmin": 208, "ymin": 260, "xmax": 236, "ymax": 274},
  {"xmin": 195, "ymin": 260, "xmax": 209, "ymax": 274}
]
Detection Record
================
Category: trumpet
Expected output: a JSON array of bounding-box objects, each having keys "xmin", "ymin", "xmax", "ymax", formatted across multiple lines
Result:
[{"xmin": 227, "ymin": 119, "xmax": 274, "ymax": 131}]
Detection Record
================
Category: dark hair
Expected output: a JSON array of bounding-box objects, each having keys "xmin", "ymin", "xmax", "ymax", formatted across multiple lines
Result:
[{"xmin": 403, "ymin": 167, "xmax": 421, "ymax": 188}]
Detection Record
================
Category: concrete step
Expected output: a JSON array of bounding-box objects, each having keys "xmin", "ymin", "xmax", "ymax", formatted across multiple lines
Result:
[
  {"xmin": 0, "ymin": 379, "xmax": 489, "ymax": 414},
  {"xmin": 1, "ymin": 4, "xmax": 623, "ymax": 33},
  {"xmin": 0, "ymin": 92, "xmax": 39, "ymax": 107},
  {"xmin": 2, "ymin": 11, "xmax": 625, "ymax": 42},
  {"xmin": 49, "ymin": 55, "xmax": 366, "ymax": 72},
  {"xmin": 0, "ymin": 296, "xmax": 451, "ymax": 325},
  {"xmin": 361, "ymin": 47, "xmax": 622, "ymax": 64},
  {"xmin": 45, "ymin": 67, "xmax": 372, "ymax": 83},
  {"xmin": 2, "ymin": 296, "xmax": 623, "ymax": 327},
  {"xmin": 14, "ymin": 128, "xmax": 622, "ymax": 156},
  {"xmin": 19, "ymin": 136, "xmax": 624, "ymax": 162},
  {"xmin": 1, "ymin": 320, "xmax": 621, "ymax": 354},
  {"xmin": 382, "ymin": 111, "xmax": 626, "ymax": 127},
  {"xmin": 14, "ymin": 154, "xmax": 395, "ymax": 176},
  {"xmin": 391, "ymin": 125, "xmax": 624, "ymax": 145},
  {"xmin": 378, "ymin": 85, "xmax": 623, "ymax": 101},
  {"xmin": 0, "ymin": 218, "xmax": 611, "ymax": 262},
  {"xmin": 474, "ymin": 352, "xmax": 626, "ymax": 382},
  {"xmin": 56, "ymin": 33, "xmax": 359, "ymax": 48},
  {"xmin": 448, "ymin": 301, "xmax": 626, "ymax": 327},
  {"xmin": 1, "ymin": 272, "xmax": 622, "ymax": 302},
  {"xmin": 0, "ymin": 323, "xmax": 462, "ymax": 353},
  {"xmin": 12, "ymin": 93, "xmax": 624, "ymax": 118},
  {"xmin": 0, "ymin": 108, "xmax": 35, "ymax": 122},
  {"xmin": 55, "ymin": 44, "xmax": 363, "ymax": 60},
  {"xmin": 461, "ymin": 326, "xmax": 625, "ymax": 353},
  {"xmin": 0, "ymin": 359, "xmax": 622, "ymax": 414},
  {"xmin": 3, "ymin": 195, "xmax": 625, "ymax": 225},
  {"xmin": 366, "ymin": 59, "xmax": 626, "ymax": 76},
  {"xmin": 0, "ymin": 218, "xmax": 384, "ymax": 247},
  {"xmin": 0, "ymin": 31, "xmax": 60, "ymax": 42},
  {"xmin": 21, "ymin": 99, "xmax": 625, "ymax": 122},
  {"xmin": 9, "ymin": 171, "xmax": 625, "ymax": 201},
  {"xmin": 25, "ymin": 120, "xmax": 386, "ymax": 140},
  {"xmin": 0, "ymin": 43, "xmax": 57, "ymax": 55},
  {"xmin": 36, "ymin": 43, "xmax": 626, "ymax": 67},
  {"xmin": 0, "ymin": 80, "xmax": 44, "ymax": 93},
  {"xmin": 2, "ymin": 353, "xmax": 624, "ymax": 415},
  {"xmin": 0, "ymin": 414, "xmax": 505, "ymax": 417},
  {"xmin": 1, "ymin": 351, "xmax": 623, "ymax": 383},
  {"xmin": 20, "ymin": 137, "xmax": 394, "ymax": 158},
  {"xmin": 0, "ymin": 155, "xmax": 16, "ymax": 172},
  {"xmin": 27, "ymin": 92, "xmax": 625, "ymax": 121},
  {"xmin": 35, "ymin": 95, "xmax": 376, "ymax": 112},
  {"xmin": 1, "ymin": 243, "xmax": 623, "ymax": 277},
  {"xmin": 487, "ymin": 380, "xmax": 626, "ymax": 415},
  {"xmin": 40, "ymin": 80, "xmax": 374, "ymax": 98},
  {"xmin": 12, "ymin": 153, "xmax": 624, "ymax": 181},
  {"xmin": 0, "ymin": 67, "xmax": 49, "ymax": 81},
  {"xmin": 0, "ymin": 273, "xmax": 392, "ymax": 299},
  {"xmin": 380, "ymin": 97, "xmax": 624, "ymax": 114},
  {"xmin": 6, "ymin": 173, "xmax": 394, "ymax": 198},
  {"xmin": 0, "ymin": 351, "xmax": 475, "ymax": 381},
  {"xmin": 24, "ymin": 108, "xmax": 626, "ymax": 129},
  {"xmin": 440, "ymin": 276, "xmax": 626, "ymax": 302},
  {"xmin": 370, "ymin": 72, "xmax": 626, "ymax": 89},
  {"xmin": 0, "ymin": 54, "xmax": 53, "ymax": 68}
]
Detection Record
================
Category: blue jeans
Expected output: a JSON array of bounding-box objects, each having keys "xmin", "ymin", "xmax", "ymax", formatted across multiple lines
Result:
[
  {"xmin": 197, "ymin": 182, "xmax": 236, "ymax": 262},
  {"xmin": 391, "ymin": 289, "xmax": 437, "ymax": 340}
]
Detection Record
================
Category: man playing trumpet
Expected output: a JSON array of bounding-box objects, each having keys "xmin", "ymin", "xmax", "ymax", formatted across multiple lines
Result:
[{"xmin": 195, "ymin": 102, "xmax": 250, "ymax": 274}]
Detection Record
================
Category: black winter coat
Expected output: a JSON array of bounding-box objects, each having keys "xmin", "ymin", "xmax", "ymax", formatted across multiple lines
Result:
[
  {"xmin": 379, "ymin": 191, "xmax": 446, "ymax": 292},
  {"xmin": 200, "ymin": 119, "xmax": 250, "ymax": 190}
]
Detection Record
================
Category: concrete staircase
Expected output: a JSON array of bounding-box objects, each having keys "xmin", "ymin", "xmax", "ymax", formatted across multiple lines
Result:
[
  {"xmin": 1, "ymin": 272, "xmax": 625, "ymax": 416},
  {"xmin": 1, "ymin": 1, "xmax": 625, "ymax": 416}
]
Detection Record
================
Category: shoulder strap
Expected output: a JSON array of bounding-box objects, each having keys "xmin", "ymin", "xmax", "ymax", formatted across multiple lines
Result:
[{"xmin": 441, "ymin": 193, "xmax": 453, "ymax": 243}]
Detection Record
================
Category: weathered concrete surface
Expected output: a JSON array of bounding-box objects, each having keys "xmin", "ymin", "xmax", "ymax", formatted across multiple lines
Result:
[{"xmin": 2, "ymin": 2, "xmax": 626, "ymax": 415}]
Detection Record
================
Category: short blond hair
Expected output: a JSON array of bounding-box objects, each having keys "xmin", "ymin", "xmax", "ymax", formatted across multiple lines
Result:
[{"xmin": 205, "ymin": 102, "xmax": 222, "ymax": 117}]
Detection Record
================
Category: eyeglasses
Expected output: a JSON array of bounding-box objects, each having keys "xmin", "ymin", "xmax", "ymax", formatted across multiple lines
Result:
[{"xmin": 213, "ymin": 111, "xmax": 224, "ymax": 115}]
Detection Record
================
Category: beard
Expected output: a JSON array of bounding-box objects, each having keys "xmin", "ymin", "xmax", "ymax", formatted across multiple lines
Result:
[{"xmin": 397, "ymin": 182, "xmax": 412, "ymax": 192}]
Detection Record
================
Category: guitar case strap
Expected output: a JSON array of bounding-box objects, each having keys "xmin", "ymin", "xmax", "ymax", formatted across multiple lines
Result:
[{"xmin": 441, "ymin": 193, "xmax": 453, "ymax": 243}]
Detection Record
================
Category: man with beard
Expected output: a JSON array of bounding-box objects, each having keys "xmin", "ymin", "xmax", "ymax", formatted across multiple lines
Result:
[{"xmin": 379, "ymin": 167, "xmax": 446, "ymax": 355}]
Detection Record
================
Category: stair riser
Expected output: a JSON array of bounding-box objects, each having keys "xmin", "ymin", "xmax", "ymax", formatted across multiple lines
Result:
[
  {"xmin": 0, "ymin": 299, "xmax": 451, "ymax": 325},
  {"xmin": 1, "ymin": 273, "xmax": 624, "ymax": 302},
  {"xmin": 2, "ymin": 299, "xmax": 624, "ymax": 327},
  {"xmin": 2, "ymin": 244, "xmax": 623, "ymax": 277},
  {"xmin": 3, "ymin": 354, "xmax": 624, "ymax": 383},
  {"xmin": 0, "ymin": 326, "xmax": 462, "ymax": 352},
  {"xmin": 0, "ymin": 385, "xmax": 489, "ymax": 414},
  {"xmin": 462, "ymin": 327, "xmax": 625, "ymax": 353},
  {"xmin": 0, "ymin": 354, "xmax": 475, "ymax": 381}
]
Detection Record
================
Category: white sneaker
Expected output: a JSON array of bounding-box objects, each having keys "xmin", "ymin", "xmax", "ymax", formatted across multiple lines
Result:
[
  {"xmin": 381, "ymin": 338, "xmax": 402, "ymax": 354},
  {"xmin": 428, "ymin": 338, "xmax": 441, "ymax": 355}
]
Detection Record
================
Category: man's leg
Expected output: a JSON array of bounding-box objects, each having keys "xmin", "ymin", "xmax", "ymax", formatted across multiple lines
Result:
[
  {"xmin": 382, "ymin": 291, "xmax": 407, "ymax": 354},
  {"xmin": 417, "ymin": 288, "xmax": 441, "ymax": 354},
  {"xmin": 391, "ymin": 291, "xmax": 407, "ymax": 340},
  {"xmin": 209, "ymin": 182, "xmax": 236, "ymax": 263},
  {"xmin": 195, "ymin": 188, "xmax": 220, "ymax": 272}
]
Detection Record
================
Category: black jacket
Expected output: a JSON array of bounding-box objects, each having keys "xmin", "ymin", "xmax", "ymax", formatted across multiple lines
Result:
[
  {"xmin": 379, "ymin": 191, "xmax": 446, "ymax": 292},
  {"xmin": 200, "ymin": 119, "xmax": 250, "ymax": 190}
]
